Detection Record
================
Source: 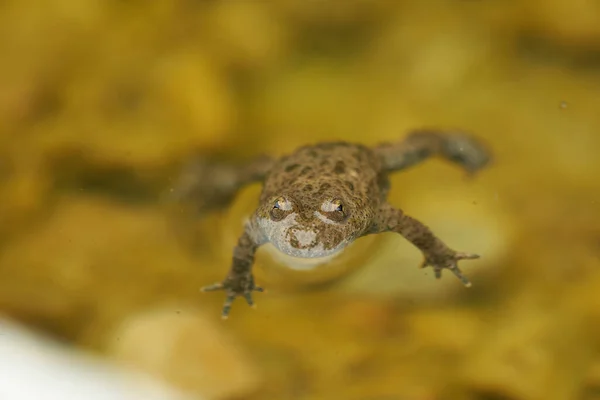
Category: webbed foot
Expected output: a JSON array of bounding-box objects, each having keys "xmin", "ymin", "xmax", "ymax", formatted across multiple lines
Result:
[
  {"xmin": 201, "ymin": 274, "xmax": 265, "ymax": 319},
  {"xmin": 442, "ymin": 133, "xmax": 492, "ymax": 175},
  {"xmin": 420, "ymin": 250, "xmax": 480, "ymax": 287}
]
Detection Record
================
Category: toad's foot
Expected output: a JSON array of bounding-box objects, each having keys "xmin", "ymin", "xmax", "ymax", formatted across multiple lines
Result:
[
  {"xmin": 374, "ymin": 130, "xmax": 492, "ymax": 176},
  {"xmin": 201, "ymin": 274, "xmax": 265, "ymax": 319},
  {"xmin": 442, "ymin": 133, "xmax": 492, "ymax": 175},
  {"xmin": 419, "ymin": 251, "xmax": 480, "ymax": 287}
]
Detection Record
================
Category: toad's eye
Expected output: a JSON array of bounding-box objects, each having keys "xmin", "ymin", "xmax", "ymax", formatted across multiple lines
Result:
[
  {"xmin": 270, "ymin": 197, "xmax": 290, "ymax": 221},
  {"xmin": 333, "ymin": 201, "xmax": 343, "ymax": 212},
  {"xmin": 273, "ymin": 197, "xmax": 290, "ymax": 210},
  {"xmin": 321, "ymin": 199, "xmax": 345, "ymax": 214},
  {"xmin": 331, "ymin": 200, "xmax": 344, "ymax": 213},
  {"xmin": 323, "ymin": 199, "xmax": 347, "ymax": 223}
]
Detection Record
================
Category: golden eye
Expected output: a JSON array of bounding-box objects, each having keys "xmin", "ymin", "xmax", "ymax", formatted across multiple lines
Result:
[
  {"xmin": 332, "ymin": 200, "xmax": 343, "ymax": 212},
  {"xmin": 325, "ymin": 199, "xmax": 347, "ymax": 223},
  {"xmin": 273, "ymin": 197, "xmax": 285, "ymax": 209},
  {"xmin": 270, "ymin": 197, "xmax": 288, "ymax": 221}
]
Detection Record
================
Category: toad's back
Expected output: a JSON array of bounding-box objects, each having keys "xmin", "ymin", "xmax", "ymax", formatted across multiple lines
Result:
[{"xmin": 259, "ymin": 142, "xmax": 388, "ymax": 208}]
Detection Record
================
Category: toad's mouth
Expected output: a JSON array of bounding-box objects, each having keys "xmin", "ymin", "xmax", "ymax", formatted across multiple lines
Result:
[{"xmin": 261, "ymin": 242, "xmax": 346, "ymax": 270}]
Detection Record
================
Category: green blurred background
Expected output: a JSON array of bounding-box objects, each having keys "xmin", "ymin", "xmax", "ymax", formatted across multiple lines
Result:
[{"xmin": 1, "ymin": 0, "xmax": 600, "ymax": 399}]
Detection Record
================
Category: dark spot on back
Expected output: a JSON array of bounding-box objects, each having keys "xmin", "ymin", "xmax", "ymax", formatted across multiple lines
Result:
[
  {"xmin": 334, "ymin": 161, "xmax": 346, "ymax": 174},
  {"xmin": 345, "ymin": 181, "xmax": 354, "ymax": 192},
  {"xmin": 320, "ymin": 183, "xmax": 331, "ymax": 190},
  {"xmin": 307, "ymin": 150, "xmax": 319, "ymax": 158},
  {"xmin": 300, "ymin": 166, "xmax": 312, "ymax": 175},
  {"xmin": 285, "ymin": 163, "xmax": 299, "ymax": 172},
  {"xmin": 303, "ymin": 184, "xmax": 313, "ymax": 192}
]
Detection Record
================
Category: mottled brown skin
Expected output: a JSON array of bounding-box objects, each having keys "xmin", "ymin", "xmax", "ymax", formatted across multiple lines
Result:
[{"xmin": 181, "ymin": 130, "xmax": 491, "ymax": 318}]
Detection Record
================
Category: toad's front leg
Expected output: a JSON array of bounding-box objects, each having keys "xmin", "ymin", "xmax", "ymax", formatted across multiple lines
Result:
[
  {"xmin": 370, "ymin": 203, "xmax": 480, "ymax": 286},
  {"xmin": 201, "ymin": 227, "xmax": 265, "ymax": 319}
]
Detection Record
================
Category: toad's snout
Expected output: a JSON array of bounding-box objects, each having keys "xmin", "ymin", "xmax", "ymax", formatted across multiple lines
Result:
[{"xmin": 287, "ymin": 227, "xmax": 317, "ymax": 249}]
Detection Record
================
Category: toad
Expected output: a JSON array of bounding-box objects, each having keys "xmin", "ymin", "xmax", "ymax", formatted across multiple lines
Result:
[{"xmin": 176, "ymin": 130, "xmax": 491, "ymax": 318}]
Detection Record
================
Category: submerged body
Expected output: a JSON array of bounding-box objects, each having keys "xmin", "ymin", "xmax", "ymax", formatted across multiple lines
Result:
[{"xmin": 178, "ymin": 130, "xmax": 491, "ymax": 318}]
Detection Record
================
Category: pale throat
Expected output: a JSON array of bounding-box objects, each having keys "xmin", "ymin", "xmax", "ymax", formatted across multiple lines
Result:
[
  {"xmin": 261, "ymin": 243, "xmax": 346, "ymax": 270},
  {"xmin": 254, "ymin": 213, "xmax": 349, "ymax": 270}
]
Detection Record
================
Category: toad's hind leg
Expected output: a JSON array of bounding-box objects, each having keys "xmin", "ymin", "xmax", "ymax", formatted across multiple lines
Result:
[
  {"xmin": 373, "ymin": 129, "xmax": 492, "ymax": 175},
  {"xmin": 172, "ymin": 155, "xmax": 275, "ymax": 214}
]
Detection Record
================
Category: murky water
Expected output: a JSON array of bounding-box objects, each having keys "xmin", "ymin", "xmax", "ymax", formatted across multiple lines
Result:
[{"xmin": 1, "ymin": 1, "xmax": 600, "ymax": 399}]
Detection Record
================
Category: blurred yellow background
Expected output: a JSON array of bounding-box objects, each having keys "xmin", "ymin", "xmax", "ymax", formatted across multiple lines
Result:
[{"xmin": 1, "ymin": 1, "xmax": 600, "ymax": 399}]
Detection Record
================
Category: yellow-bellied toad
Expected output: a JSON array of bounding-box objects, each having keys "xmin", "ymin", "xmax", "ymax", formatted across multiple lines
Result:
[{"xmin": 176, "ymin": 130, "xmax": 492, "ymax": 318}]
